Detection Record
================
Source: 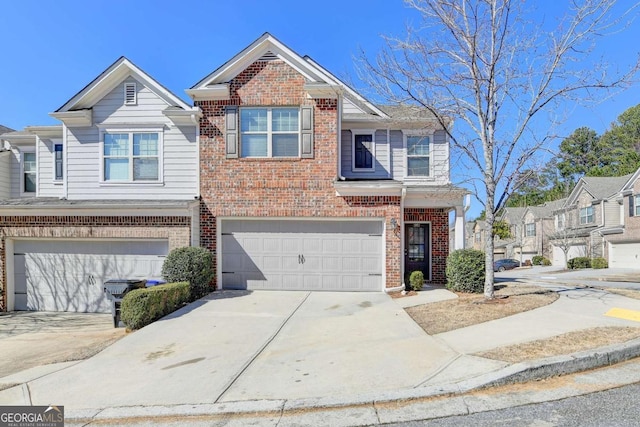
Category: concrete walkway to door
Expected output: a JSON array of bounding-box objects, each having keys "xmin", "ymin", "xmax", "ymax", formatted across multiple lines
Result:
[{"xmin": 0, "ymin": 291, "xmax": 458, "ymax": 411}]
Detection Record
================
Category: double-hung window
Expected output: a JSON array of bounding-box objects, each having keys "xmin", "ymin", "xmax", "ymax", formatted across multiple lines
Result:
[
  {"xmin": 23, "ymin": 152, "xmax": 36, "ymax": 193},
  {"xmin": 406, "ymin": 135, "xmax": 430, "ymax": 177},
  {"xmin": 525, "ymin": 223, "xmax": 536, "ymax": 237},
  {"xmin": 557, "ymin": 213, "xmax": 565, "ymax": 230},
  {"xmin": 103, "ymin": 131, "xmax": 160, "ymax": 182},
  {"xmin": 635, "ymin": 195, "xmax": 640, "ymax": 216},
  {"xmin": 240, "ymin": 108, "xmax": 299, "ymax": 157},
  {"xmin": 54, "ymin": 144, "xmax": 63, "ymax": 181},
  {"xmin": 579, "ymin": 206, "xmax": 594, "ymax": 224}
]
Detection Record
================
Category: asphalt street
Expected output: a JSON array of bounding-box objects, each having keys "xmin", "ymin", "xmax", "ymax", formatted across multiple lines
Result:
[{"xmin": 389, "ymin": 381, "xmax": 640, "ymax": 427}]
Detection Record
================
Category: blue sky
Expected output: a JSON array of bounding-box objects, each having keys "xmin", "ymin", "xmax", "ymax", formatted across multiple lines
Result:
[{"xmin": 2, "ymin": 0, "xmax": 639, "ymax": 219}]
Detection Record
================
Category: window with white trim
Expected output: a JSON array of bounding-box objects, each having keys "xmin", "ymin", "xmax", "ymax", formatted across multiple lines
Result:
[
  {"xmin": 579, "ymin": 206, "xmax": 594, "ymax": 224},
  {"xmin": 23, "ymin": 152, "xmax": 36, "ymax": 193},
  {"xmin": 556, "ymin": 213, "xmax": 565, "ymax": 230},
  {"xmin": 240, "ymin": 107, "xmax": 299, "ymax": 157},
  {"xmin": 352, "ymin": 131, "xmax": 375, "ymax": 170},
  {"xmin": 124, "ymin": 82, "xmax": 137, "ymax": 105},
  {"xmin": 474, "ymin": 232, "xmax": 481, "ymax": 243},
  {"xmin": 54, "ymin": 144, "xmax": 63, "ymax": 181},
  {"xmin": 406, "ymin": 135, "xmax": 431, "ymax": 177},
  {"xmin": 102, "ymin": 131, "xmax": 160, "ymax": 182},
  {"xmin": 635, "ymin": 195, "xmax": 640, "ymax": 216},
  {"xmin": 525, "ymin": 223, "xmax": 536, "ymax": 237}
]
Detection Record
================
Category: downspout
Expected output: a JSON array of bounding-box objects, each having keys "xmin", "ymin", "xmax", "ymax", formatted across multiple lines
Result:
[
  {"xmin": 62, "ymin": 123, "xmax": 68, "ymax": 199},
  {"xmin": 336, "ymin": 88, "xmax": 345, "ymax": 181},
  {"xmin": 400, "ymin": 187, "xmax": 406, "ymax": 289}
]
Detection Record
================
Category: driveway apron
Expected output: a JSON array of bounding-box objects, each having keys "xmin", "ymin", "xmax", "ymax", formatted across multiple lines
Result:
[{"xmin": 14, "ymin": 291, "xmax": 455, "ymax": 410}]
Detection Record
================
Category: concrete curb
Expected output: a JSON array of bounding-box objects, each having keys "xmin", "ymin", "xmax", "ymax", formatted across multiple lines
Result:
[{"xmin": 66, "ymin": 338, "xmax": 640, "ymax": 424}]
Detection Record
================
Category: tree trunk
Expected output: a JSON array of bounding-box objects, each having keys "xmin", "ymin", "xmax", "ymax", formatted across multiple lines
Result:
[{"xmin": 484, "ymin": 184, "xmax": 496, "ymax": 299}]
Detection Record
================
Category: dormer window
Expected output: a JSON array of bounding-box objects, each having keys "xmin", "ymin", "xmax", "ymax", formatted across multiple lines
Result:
[{"xmin": 124, "ymin": 83, "xmax": 137, "ymax": 105}]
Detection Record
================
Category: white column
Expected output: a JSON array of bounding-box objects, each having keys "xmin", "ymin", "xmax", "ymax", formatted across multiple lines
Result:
[{"xmin": 454, "ymin": 206, "xmax": 465, "ymax": 250}]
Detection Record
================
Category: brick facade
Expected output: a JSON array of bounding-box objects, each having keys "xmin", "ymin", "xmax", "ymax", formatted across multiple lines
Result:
[
  {"xmin": 0, "ymin": 215, "xmax": 191, "ymax": 310},
  {"xmin": 404, "ymin": 208, "xmax": 449, "ymax": 284},
  {"xmin": 197, "ymin": 59, "xmax": 419, "ymax": 289}
]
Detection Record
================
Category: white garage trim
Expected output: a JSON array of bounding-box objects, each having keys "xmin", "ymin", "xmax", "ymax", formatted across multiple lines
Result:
[
  {"xmin": 8, "ymin": 238, "xmax": 168, "ymax": 312},
  {"xmin": 609, "ymin": 242, "xmax": 640, "ymax": 269},
  {"xmin": 216, "ymin": 217, "xmax": 386, "ymax": 291}
]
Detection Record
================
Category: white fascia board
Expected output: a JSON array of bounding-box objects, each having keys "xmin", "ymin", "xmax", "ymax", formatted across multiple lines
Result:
[
  {"xmin": 192, "ymin": 34, "xmax": 327, "ymax": 89},
  {"xmin": 0, "ymin": 203, "xmax": 198, "ymax": 217},
  {"xmin": 185, "ymin": 85, "xmax": 230, "ymax": 101},
  {"xmin": 25, "ymin": 125, "xmax": 64, "ymax": 138},
  {"xmin": 303, "ymin": 82, "xmax": 340, "ymax": 99},
  {"xmin": 49, "ymin": 110, "xmax": 92, "ymax": 127},
  {"xmin": 334, "ymin": 181, "xmax": 402, "ymax": 197},
  {"xmin": 163, "ymin": 107, "xmax": 203, "ymax": 126},
  {"xmin": 621, "ymin": 167, "xmax": 640, "ymax": 191}
]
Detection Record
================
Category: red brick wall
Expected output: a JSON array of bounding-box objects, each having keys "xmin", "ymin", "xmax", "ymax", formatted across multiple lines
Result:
[
  {"xmin": 197, "ymin": 59, "xmax": 402, "ymax": 288},
  {"xmin": 405, "ymin": 208, "xmax": 450, "ymax": 284},
  {"xmin": 0, "ymin": 215, "xmax": 191, "ymax": 311}
]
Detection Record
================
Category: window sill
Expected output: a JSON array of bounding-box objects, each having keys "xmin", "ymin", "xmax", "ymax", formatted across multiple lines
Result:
[
  {"xmin": 238, "ymin": 157, "xmax": 302, "ymax": 162},
  {"xmin": 404, "ymin": 176, "xmax": 435, "ymax": 181},
  {"xmin": 99, "ymin": 181, "xmax": 165, "ymax": 187},
  {"xmin": 352, "ymin": 168, "xmax": 375, "ymax": 173},
  {"xmin": 52, "ymin": 180, "xmax": 63, "ymax": 186}
]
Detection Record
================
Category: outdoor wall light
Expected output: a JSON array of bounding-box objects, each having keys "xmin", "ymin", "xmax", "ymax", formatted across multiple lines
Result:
[{"xmin": 390, "ymin": 218, "xmax": 398, "ymax": 229}]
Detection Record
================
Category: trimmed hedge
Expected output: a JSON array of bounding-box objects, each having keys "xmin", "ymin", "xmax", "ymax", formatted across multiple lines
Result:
[
  {"xmin": 446, "ymin": 249, "xmax": 485, "ymax": 293},
  {"xmin": 542, "ymin": 257, "xmax": 552, "ymax": 266},
  {"xmin": 408, "ymin": 271, "xmax": 424, "ymax": 291},
  {"xmin": 162, "ymin": 247, "xmax": 214, "ymax": 301},
  {"xmin": 567, "ymin": 257, "xmax": 591, "ymax": 269},
  {"xmin": 532, "ymin": 255, "xmax": 544, "ymax": 265},
  {"xmin": 121, "ymin": 282, "xmax": 190, "ymax": 330},
  {"xmin": 592, "ymin": 257, "xmax": 608, "ymax": 269}
]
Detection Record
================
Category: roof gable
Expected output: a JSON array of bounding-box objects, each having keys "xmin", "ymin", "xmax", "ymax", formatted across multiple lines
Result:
[
  {"xmin": 621, "ymin": 166, "xmax": 640, "ymax": 193},
  {"xmin": 54, "ymin": 57, "xmax": 192, "ymax": 113},
  {"xmin": 567, "ymin": 174, "xmax": 631, "ymax": 205},
  {"xmin": 189, "ymin": 33, "xmax": 388, "ymax": 118}
]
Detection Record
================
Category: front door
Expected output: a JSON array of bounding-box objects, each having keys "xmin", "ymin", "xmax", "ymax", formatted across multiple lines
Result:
[{"xmin": 405, "ymin": 223, "xmax": 430, "ymax": 283}]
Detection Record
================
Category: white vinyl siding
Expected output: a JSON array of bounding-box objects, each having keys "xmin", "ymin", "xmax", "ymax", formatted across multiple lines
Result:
[
  {"xmin": 37, "ymin": 138, "xmax": 64, "ymax": 198},
  {"xmin": 0, "ymin": 152, "xmax": 10, "ymax": 199},
  {"xmin": 9, "ymin": 147, "xmax": 22, "ymax": 198},
  {"xmin": 392, "ymin": 129, "xmax": 449, "ymax": 184},
  {"xmin": 64, "ymin": 78, "xmax": 198, "ymax": 200},
  {"xmin": 341, "ymin": 129, "xmax": 390, "ymax": 179},
  {"xmin": 604, "ymin": 200, "xmax": 621, "ymax": 227}
]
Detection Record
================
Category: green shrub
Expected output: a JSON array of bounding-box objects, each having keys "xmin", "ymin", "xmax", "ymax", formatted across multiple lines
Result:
[
  {"xmin": 446, "ymin": 249, "xmax": 485, "ymax": 293},
  {"xmin": 121, "ymin": 282, "xmax": 190, "ymax": 330},
  {"xmin": 532, "ymin": 255, "xmax": 544, "ymax": 265},
  {"xmin": 162, "ymin": 246, "xmax": 214, "ymax": 300},
  {"xmin": 408, "ymin": 271, "xmax": 424, "ymax": 291},
  {"xmin": 567, "ymin": 257, "xmax": 591, "ymax": 269},
  {"xmin": 542, "ymin": 257, "xmax": 552, "ymax": 266},
  {"xmin": 592, "ymin": 257, "xmax": 608, "ymax": 269}
]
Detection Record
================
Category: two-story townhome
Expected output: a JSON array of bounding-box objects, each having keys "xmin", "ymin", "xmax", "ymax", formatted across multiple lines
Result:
[
  {"xmin": 604, "ymin": 168, "xmax": 640, "ymax": 268},
  {"xmin": 0, "ymin": 33, "xmax": 467, "ymax": 313},
  {"xmin": 493, "ymin": 207, "xmax": 526, "ymax": 261},
  {"xmin": 550, "ymin": 174, "xmax": 632, "ymax": 266},
  {"xmin": 188, "ymin": 33, "xmax": 467, "ymax": 292},
  {"xmin": 519, "ymin": 199, "xmax": 566, "ymax": 262},
  {"xmin": 0, "ymin": 58, "xmax": 201, "ymax": 312},
  {"xmin": 467, "ymin": 220, "xmax": 487, "ymax": 252}
]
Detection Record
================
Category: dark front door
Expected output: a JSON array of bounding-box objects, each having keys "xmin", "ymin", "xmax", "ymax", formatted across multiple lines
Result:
[{"xmin": 405, "ymin": 223, "xmax": 430, "ymax": 282}]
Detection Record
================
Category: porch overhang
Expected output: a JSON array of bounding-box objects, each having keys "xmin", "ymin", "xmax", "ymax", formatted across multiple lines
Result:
[{"xmin": 334, "ymin": 180, "xmax": 468, "ymax": 208}]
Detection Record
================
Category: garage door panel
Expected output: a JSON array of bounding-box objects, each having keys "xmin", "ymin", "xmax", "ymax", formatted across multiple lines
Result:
[
  {"xmin": 610, "ymin": 243, "xmax": 640, "ymax": 269},
  {"xmin": 221, "ymin": 220, "xmax": 383, "ymax": 291}
]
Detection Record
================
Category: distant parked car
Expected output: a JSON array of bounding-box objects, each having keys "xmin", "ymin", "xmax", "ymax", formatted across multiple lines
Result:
[{"xmin": 494, "ymin": 258, "xmax": 521, "ymax": 272}]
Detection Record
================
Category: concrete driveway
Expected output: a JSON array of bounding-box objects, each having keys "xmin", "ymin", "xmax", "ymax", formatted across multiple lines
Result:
[
  {"xmin": 0, "ymin": 312, "xmax": 123, "ymax": 381},
  {"xmin": 0, "ymin": 291, "xmax": 457, "ymax": 410}
]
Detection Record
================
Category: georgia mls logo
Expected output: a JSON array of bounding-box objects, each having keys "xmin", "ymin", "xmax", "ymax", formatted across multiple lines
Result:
[{"xmin": 0, "ymin": 405, "xmax": 64, "ymax": 427}]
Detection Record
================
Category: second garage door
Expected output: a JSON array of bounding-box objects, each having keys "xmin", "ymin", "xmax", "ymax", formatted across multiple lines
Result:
[
  {"xmin": 609, "ymin": 242, "xmax": 640, "ymax": 269},
  {"xmin": 221, "ymin": 219, "xmax": 383, "ymax": 291},
  {"xmin": 552, "ymin": 244, "xmax": 587, "ymax": 267},
  {"xmin": 13, "ymin": 239, "xmax": 168, "ymax": 313}
]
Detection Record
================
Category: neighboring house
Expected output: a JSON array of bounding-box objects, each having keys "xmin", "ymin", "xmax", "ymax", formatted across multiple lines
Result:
[
  {"xmin": 0, "ymin": 33, "xmax": 467, "ymax": 312},
  {"xmin": 464, "ymin": 221, "xmax": 477, "ymax": 250},
  {"xmin": 494, "ymin": 207, "xmax": 526, "ymax": 261},
  {"xmin": 189, "ymin": 33, "xmax": 466, "ymax": 292},
  {"xmin": 469, "ymin": 220, "xmax": 487, "ymax": 251},
  {"xmin": 0, "ymin": 58, "xmax": 201, "ymax": 312},
  {"xmin": 550, "ymin": 174, "xmax": 633, "ymax": 267},
  {"xmin": 520, "ymin": 199, "xmax": 567, "ymax": 262},
  {"xmin": 602, "ymin": 168, "xmax": 640, "ymax": 268}
]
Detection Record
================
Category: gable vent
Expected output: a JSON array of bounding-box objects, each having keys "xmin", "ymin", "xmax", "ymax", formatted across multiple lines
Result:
[
  {"xmin": 258, "ymin": 51, "xmax": 279, "ymax": 61},
  {"xmin": 124, "ymin": 82, "xmax": 137, "ymax": 105}
]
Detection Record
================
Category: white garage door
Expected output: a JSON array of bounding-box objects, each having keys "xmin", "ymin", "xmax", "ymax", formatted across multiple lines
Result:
[
  {"xmin": 610, "ymin": 242, "xmax": 640, "ymax": 269},
  {"xmin": 221, "ymin": 220, "xmax": 383, "ymax": 291},
  {"xmin": 13, "ymin": 240, "xmax": 168, "ymax": 313},
  {"xmin": 552, "ymin": 244, "xmax": 587, "ymax": 267}
]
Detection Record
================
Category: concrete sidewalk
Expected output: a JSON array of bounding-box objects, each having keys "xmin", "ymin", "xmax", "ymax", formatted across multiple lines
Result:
[{"xmin": 1, "ymin": 284, "xmax": 640, "ymax": 426}]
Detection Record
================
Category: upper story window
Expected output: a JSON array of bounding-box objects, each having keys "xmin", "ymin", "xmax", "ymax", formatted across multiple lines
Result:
[
  {"xmin": 102, "ymin": 131, "xmax": 160, "ymax": 182},
  {"xmin": 54, "ymin": 144, "xmax": 63, "ymax": 181},
  {"xmin": 556, "ymin": 213, "xmax": 565, "ymax": 230},
  {"xmin": 474, "ymin": 232, "xmax": 481, "ymax": 243},
  {"xmin": 240, "ymin": 108, "xmax": 299, "ymax": 157},
  {"xmin": 579, "ymin": 206, "xmax": 594, "ymax": 225},
  {"xmin": 635, "ymin": 195, "xmax": 640, "ymax": 216},
  {"xmin": 22, "ymin": 152, "xmax": 36, "ymax": 193},
  {"xmin": 352, "ymin": 132, "xmax": 375, "ymax": 171},
  {"xmin": 525, "ymin": 223, "xmax": 536, "ymax": 237},
  {"xmin": 406, "ymin": 135, "xmax": 431, "ymax": 177}
]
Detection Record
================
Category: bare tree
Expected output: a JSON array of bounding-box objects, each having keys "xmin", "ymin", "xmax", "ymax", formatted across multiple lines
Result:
[
  {"xmin": 549, "ymin": 210, "xmax": 587, "ymax": 268},
  {"xmin": 360, "ymin": 0, "xmax": 639, "ymax": 298}
]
